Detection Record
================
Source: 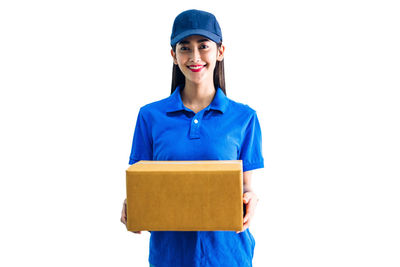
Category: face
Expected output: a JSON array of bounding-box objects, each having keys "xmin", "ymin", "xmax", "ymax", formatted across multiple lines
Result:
[{"xmin": 171, "ymin": 35, "xmax": 225, "ymax": 85}]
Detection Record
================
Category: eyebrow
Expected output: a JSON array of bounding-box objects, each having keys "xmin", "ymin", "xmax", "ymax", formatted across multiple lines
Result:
[{"xmin": 178, "ymin": 38, "xmax": 210, "ymax": 45}]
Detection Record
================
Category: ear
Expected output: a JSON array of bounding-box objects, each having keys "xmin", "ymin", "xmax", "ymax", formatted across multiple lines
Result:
[
  {"xmin": 217, "ymin": 44, "xmax": 225, "ymax": 61},
  {"xmin": 171, "ymin": 49, "xmax": 178, "ymax": 65}
]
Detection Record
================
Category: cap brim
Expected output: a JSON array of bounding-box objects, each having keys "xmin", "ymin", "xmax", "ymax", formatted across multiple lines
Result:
[{"xmin": 171, "ymin": 29, "xmax": 222, "ymax": 46}]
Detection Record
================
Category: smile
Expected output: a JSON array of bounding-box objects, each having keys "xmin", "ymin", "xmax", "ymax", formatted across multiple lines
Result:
[{"xmin": 188, "ymin": 65, "xmax": 206, "ymax": 72}]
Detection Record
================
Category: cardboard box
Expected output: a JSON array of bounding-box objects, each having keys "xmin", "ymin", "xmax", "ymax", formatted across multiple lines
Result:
[{"xmin": 126, "ymin": 160, "xmax": 243, "ymax": 232}]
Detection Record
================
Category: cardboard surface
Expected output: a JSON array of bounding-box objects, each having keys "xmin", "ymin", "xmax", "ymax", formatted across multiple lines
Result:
[{"xmin": 126, "ymin": 160, "xmax": 243, "ymax": 232}]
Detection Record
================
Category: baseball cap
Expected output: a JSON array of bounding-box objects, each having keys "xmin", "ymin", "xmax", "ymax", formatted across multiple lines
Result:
[{"xmin": 170, "ymin": 9, "xmax": 223, "ymax": 47}]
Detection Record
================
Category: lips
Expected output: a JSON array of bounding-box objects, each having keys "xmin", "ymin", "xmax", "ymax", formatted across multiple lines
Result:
[{"xmin": 188, "ymin": 64, "xmax": 206, "ymax": 72}]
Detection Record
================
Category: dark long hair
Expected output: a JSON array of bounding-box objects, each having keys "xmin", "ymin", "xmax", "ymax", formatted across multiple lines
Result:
[{"xmin": 170, "ymin": 42, "xmax": 226, "ymax": 96}]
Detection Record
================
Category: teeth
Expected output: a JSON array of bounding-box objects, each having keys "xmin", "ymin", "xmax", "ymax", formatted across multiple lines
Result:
[{"xmin": 189, "ymin": 65, "xmax": 204, "ymax": 69}]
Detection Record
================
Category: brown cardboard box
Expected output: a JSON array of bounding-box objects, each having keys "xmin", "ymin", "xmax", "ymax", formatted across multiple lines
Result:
[{"xmin": 126, "ymin": 160, "xmax": 243, "ymax": 232}]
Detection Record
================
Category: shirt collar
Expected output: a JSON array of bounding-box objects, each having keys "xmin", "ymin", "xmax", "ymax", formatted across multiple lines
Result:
[{"xmin": 166, "ymin": 85, "xmax": 229, "ymax": 114}]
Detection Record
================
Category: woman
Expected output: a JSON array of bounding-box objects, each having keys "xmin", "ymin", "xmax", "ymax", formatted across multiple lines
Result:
[{"xmin": 121, "ymin": 9, "xmax": 264, "ymax": 267}]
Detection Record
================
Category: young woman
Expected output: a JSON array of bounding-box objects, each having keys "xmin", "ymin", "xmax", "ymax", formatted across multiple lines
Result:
[{"xmin": 121, "ymin": 9, "xmax": 264, "ymax": 267}]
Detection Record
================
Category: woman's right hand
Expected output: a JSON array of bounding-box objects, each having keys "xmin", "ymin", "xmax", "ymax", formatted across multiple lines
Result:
[{"xmin": 121, "ymin": 198, "xmax": 141, "ymax": 234}]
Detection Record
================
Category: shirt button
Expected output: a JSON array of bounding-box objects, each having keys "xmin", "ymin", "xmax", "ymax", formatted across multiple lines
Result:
[{"xmin": 194, "ymin": 119, "xmax": 199, "ymax": 124}]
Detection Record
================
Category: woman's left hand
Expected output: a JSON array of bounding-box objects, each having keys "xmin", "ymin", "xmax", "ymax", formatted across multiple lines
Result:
[{"xmin": 237, "ymin": 191, "xmax": 259, "ymax": 233}]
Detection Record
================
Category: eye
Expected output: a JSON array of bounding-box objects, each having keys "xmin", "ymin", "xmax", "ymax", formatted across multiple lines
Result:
[
  {"xmin": 180, "ymin": 47, "xmax": 189, "ymax": 51},
  {"xmin": 200, "ymin": 44, "xmax": 209, "ymax": 49}
]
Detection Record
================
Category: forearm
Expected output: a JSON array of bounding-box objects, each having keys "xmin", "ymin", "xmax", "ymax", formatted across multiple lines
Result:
[
  {"xmin": 243, "ymin": 171, "xmax": 254, "ymax": 194},
  {"xmin": 243, "ymin": 184, "xmax": 254, "ymax": 194}
]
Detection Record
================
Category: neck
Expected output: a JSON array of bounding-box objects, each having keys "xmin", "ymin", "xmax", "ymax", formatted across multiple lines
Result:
[{"xmin": 181, "ymin": 81, "xmax": 216, "ymax": 106}]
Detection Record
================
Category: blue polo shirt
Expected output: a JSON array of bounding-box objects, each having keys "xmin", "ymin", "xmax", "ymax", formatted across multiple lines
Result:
[{"xmin": 129, "ymin": 85, "xmax": 264, "ymax": 267}]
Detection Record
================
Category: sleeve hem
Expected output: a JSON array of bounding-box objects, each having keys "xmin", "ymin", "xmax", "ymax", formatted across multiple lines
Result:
[
  {"xmin": 129, "ymin": 155, "xmax": 153, "ymax": 165},
  {"xmin": 129, "ymin": 158, "xmax": 140, "ymax": 165},
  {"xmin": 243, "ymin": 161, "xmax": 264, "ymax": 172}
]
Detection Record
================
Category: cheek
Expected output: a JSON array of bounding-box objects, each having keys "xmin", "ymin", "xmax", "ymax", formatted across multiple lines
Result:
[
  {"xmin": 176, "ymin": 57, "xmax": 186, "ymax": 69},
  {"xmin": 206, "ymin": 57, "xmax": 217, "ymax": 68},
  {"xmin": 177, "ymin": 55, "xmax": 189, "ymax": 65},
  {"xmin": 206, "ymin": 53, "xmax": 218, "ymax": 64},
  {"xmin": 177, "ymin": 61, "xmax": 191, "ymax": 74}
]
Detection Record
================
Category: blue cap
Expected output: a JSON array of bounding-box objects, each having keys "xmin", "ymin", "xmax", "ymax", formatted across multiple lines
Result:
[{"xmin": 170, "ymin": 9, "xmax": 223, "ymax": 47}]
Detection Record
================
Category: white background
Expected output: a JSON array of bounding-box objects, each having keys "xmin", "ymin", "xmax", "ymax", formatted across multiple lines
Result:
[{"xmin": 1, "ymin": 0, "xmax": 399, "ymax": 266}]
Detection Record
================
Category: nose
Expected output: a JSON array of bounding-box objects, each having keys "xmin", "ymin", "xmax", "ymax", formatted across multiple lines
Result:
[{"xmin": 189, "ymin": 47, "xmax": 201, "ymax": 63}]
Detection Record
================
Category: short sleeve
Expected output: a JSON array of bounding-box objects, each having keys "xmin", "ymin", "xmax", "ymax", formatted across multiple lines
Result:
[
  {"xmin": 239, "ymin": 111, "xmax": 264, "ymax": 172},
  {"xmin": 128, "ymin": 108, "xmax": 153, "ymax": 164}
]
